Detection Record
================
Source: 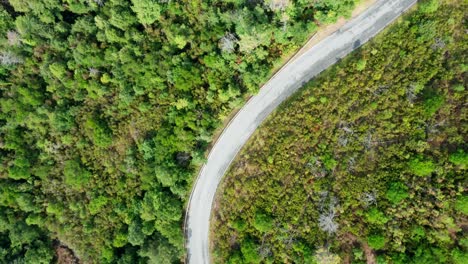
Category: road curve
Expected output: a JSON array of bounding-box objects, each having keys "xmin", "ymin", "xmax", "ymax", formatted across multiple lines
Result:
[{"xmin": 185, "ymin": 0, "xmax": 417, "ymax": 263}]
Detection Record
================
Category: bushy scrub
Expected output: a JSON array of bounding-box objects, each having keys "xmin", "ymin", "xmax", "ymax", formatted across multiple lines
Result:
[{"xmin": 212, "ymin": 1, "xmax": 467, "ymax": 262}]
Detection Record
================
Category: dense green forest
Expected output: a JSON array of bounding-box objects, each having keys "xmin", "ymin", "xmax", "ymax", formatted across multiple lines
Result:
[
  {"xmin": 0, "ymin": 0, "xmax": 366, "ymax": 262},
  {"xmin": 212, "ymin": 0, "xmax": 467, "ymax": 263}
]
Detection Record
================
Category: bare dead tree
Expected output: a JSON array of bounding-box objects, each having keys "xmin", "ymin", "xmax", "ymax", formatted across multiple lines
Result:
[
  {"xmin": 363, "ymin": 132, "xmax": 373, "ymax": 150},
  {"xmin": 347, "ymin": 156, "xmax": 356, "ymax": 172},
  {"xmin": 0, "ymin": 51, "xmax": 22, "ymax": 66},
  {"xmin": 318, "ymin": 208, "xmax": 338, "ymax": 235},
  {"xmin": 406, "ymin": 86, "xmax": 417, "ymax": 103},
  {"xmin": 338, "ymin": 121, "xmax": 354, "ymax": 135},
  {"xmin": 91, "ymin": 0, "xmax": 105, "ymax": 6},
  {"xmin": 337, "ymin": 134, "xmax": 348, "ymax": 147},
  {"xmin": 337, "ymin": 121, "xmax": 355, "ymax": 147},
  {"xmin": 425, "ymin": 119, "xmax": 446, "ymax": 135},
  {"xmin": 258, "ymin": 243, "xmax": 272, "ymax": 258},
  {"xmin": 342, "ymin": 126, "xmax": 354, "ymax": 134},
  {"xmin": 406, "ymin": 83, "xmax": 424, "ymax": 103},
  {"xmin": 318, "ymin": 191, "xmax": 329, "ymax": 211},
  {"xmin": 306, "ymin": 157, "xmax": 327, "ymax": 178},
  {"xmin": 88, "ymin": 67, "xmax": 100, "ymax": 77},
  {"xmin": 219, "ymin": 33, "xmax": 238, "ymax": 53},
  {"xmin": 317, "ymin": 190, "xmax": 339, "ymax": 235},
  {"xmin": 373, "ymin": 85, "xmax": 389, "ymax": 96},
  {"xmin": 431, "ymin": 38, "xmax": 446, "ymax": 50},
  {"xmin": 280, "ymin": 12, "xmax": 290, "ymax": 32},
  {"xmin": 267, "ymin": 0, "xmax": 290, "ymax": 11},
  {"xmin": 361, "ymin": 191, "xmax": 378, "ymax": 207},
  {"xmin": 7, "ymin": 31, "xmax": 21, "ymax": 46}
]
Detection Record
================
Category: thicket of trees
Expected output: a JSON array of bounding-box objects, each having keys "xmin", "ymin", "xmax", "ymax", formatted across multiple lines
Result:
[
  {"xmin": 0, "ymin": 0, "xmax": 364, "ymax": 262},
  {"xmin": 212, "ymin": 1, "xmax": 467, "ymax": 263}
]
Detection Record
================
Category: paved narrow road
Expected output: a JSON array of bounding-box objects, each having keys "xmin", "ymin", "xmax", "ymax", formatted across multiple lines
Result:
[{"xmin": 185, "ymin": 0, "xmax": 417, "ymax": 263}]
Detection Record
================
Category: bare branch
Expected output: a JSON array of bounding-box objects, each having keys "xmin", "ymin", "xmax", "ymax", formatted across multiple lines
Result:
[
  {"xmin": 7, "ymin": 31, "xmax": 21, "ymax": 46},
  {"xmin": 318, "ymin": 209, "xmax": 338, "ymax": 235},
  {"xmin": 92, "ymin": 0, "xmax": 105, "ymax": 6},
  {"xmin": 89, "ymin": 67, "xmax": 100, "ymax": 76},
  {"xmin": 219, "ymin": 33, "xmax": 238, "ymax": 53},
  {"xmin": 406, "ymin": 83, "xmax": 423, "ymax": 103},
  {"xmin": 0, "ymin": 51, "xmax": 23, "ymax": 66},
  {"xmin": 266, "ymin": 0, "xmax": 290, "ymax": 11},
  {"xmin": 347, "ymin": 156, "xmax": 356, "ymax": 172},
  {"xmin": 361, "ymin": 191, "xmax": 378, "ymax": 207},
  {"xmin": 431, "ymin": 38, "xmax": 445, "ymax": 50}
]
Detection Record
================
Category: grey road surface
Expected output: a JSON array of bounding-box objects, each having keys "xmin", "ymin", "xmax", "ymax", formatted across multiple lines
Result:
[{"xmin": 185, "ymin": 0, "xmax": 417, "ymax": 263}]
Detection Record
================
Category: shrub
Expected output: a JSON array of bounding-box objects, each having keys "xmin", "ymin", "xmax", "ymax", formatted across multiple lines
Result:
[
  {"xmin": 411, "ymin": 226, "xmax": 426, "ymax": 242},
  {"xmin": 419, "ymin": 0, "xmax": 439, "ymax": 14},
  {"xmin": 408, "ymin": 158, "xmax": 435, "ymax": 177},
  {"xmin": 322, "ymin": 154, "xmax": 337, "ymax": 171},
  {"xmin": 85, "ymin": 117, "xmax": 113, "ymax": 148},
  {"xmin": 451, "ymin": 249, "xmax": 468, "ymax": 264},
  {"xmin": 88, "ymin": 196, "xmax": 108, "ymax": 215},
  {"xmin": 63, "ymin": 160, "xmax": 91, "ymax": 190},
  {"xmin": 314, "ymin": 247, "xmax": 341, "ymax": 264},
  {"xmin": 232, "ymin": 219, "xmax": 247, "ymax": 232},
  {"xmin": 423, "ymin": 95, "xmax": 444, "ymax": 117},
  {"xmin": 367, "ymin": 234, "xmax": 386, "ymax": 250},
  {"xmin": 454, "ymin": 196, "xmax": 468, "ymax": 216},
  {"xmin": 356, "ymin": 59, "xmax": 367, "ymax": 71},
  {"xmin": 452, "ymin": 84, "xmax": 465, "ymax": 92},
  {"xmin": 241, "ymin": 239, "xmax": 262, "ymax": 263},
  {"xmin": 449, "ymin": 150, "xmax": 468, "ymax": 169},
  {"xmin": 366, "ymin": 208, "xmax": 389, "ymax": 225},
  {"xmin": 253, "ymin": 212, "xmax": 274, "ymax": 233},
  {"xmin": 385, "ymin": 182, "xmax": 409, "ymax": 205}
]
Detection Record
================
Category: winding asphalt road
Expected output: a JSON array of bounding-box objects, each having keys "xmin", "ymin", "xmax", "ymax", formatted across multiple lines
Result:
[{"xmin": 185, "ymin": 0, "xmax": 417, "ymax": 263}]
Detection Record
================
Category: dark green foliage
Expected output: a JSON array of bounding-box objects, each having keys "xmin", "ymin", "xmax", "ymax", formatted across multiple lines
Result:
[
  {"xmin": 212, "ymin": 1, "xmax": 467, "ymax": 262},
  {"xmin": 232, "ymin": 219, "xmax": 248, "ymax": 232}
]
